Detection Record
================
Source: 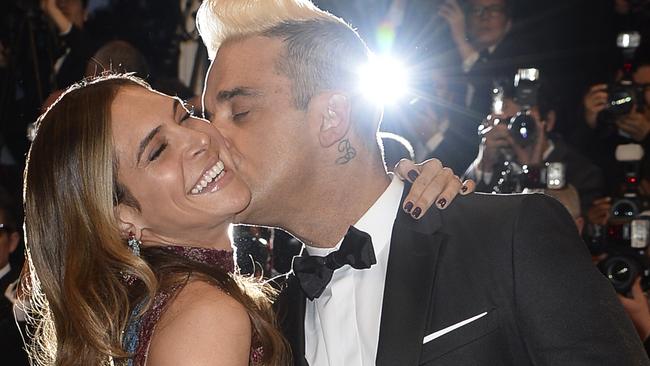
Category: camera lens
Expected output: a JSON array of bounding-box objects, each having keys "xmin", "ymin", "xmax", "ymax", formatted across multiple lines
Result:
[
  {"xmin": 600, "ymin": 255, "xmax": 640, "ymax": 293},
  {"xmin": 608, "ymin": 86, "xmax": 635, "ymax": 116},
  {"xmin": 508, "ymin": 111, "xmax": 536, "ymax": 146},
  {"xmin": 611, "ymin": 199, "xmax": 638, "ymax": 218}
]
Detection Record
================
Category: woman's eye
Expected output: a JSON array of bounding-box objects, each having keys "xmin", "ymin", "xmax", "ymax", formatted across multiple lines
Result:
[
  {"xmin": 149, "ymin": 142, "xmax": 168, "ymax": 162},
  {"xmin": 233, "ymin": 111, "xmax": 249, "ymax": 121}
]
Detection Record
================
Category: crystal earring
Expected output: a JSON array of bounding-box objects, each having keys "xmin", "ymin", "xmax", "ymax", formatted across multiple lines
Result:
[{"xmin": 127, "ymin": 232, "xmax": 141, "ymax": 257}]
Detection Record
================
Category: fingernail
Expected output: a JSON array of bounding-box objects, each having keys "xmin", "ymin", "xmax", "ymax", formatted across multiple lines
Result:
[
  {"xmin": 437, "ymin": 198, "xmax": 447, "ymax": 208},
  {"xmin": 413, "ymin": 207, "xmax": 422, "ymax": 219},
  {"xmin": 461, "ymin": 185, "xmax": 468, "ymax": 193},
  {"xmin": 407, "ymin": 170, "xmax": 419, "ymax": 182},
  {"xmin": 404, "ymin": 201, "xmax": 414, "ymax": 213}
]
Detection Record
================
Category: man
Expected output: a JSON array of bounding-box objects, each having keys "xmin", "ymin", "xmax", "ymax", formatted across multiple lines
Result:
[
  {"xmin": 465, "ymin": 83, "xmax": 605, "ymax": 214},
  {"xmin": 440, "ymin": 0, "xmax": 536, "ymax": 119},
  {"xmin": 197, "ymin": 0, "xmax": 648, "ymax": 364},
  {"xmin": 0, "ymin": 190, "xmax": 28, "ymax": 365},
  {"xmin": 41, "ymin": 0, "xmax": 98, "ymax": 89}
]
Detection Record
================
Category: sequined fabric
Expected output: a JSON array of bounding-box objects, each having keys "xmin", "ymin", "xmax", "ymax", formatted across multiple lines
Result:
[{"xmin": 122, "ymin": 245, "xmax": 263, "ymax": 365}]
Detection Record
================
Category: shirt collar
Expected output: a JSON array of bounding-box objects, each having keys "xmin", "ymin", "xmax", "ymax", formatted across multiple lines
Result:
[
  {"xmin": 306, "ymin": 175, "xmax": 404, "ymax": 256},
  {"xmin": 543, "ymin": 139, "xmax": 555, "ymax": 160},
  {"xmin": 0, "ymin": 263, "xmax": 11, "ymax": 280}
]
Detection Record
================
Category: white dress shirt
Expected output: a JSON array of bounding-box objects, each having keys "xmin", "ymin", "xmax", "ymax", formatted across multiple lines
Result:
[
  {"xmin": 304, "ymin": 176, "xmax": 404, "ymax": 366},
  {"xmin": 0, "ymin": 263, "xmax": 10, "ymax": 281}
]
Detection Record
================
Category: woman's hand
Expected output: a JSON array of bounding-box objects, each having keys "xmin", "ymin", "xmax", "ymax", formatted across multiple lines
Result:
[{"xmin": 394, "ymin": 159, "xmax": 475, "ymax": 219}]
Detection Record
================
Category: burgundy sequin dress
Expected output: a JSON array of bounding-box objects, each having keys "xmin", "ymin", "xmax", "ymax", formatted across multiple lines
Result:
[{"xmin": 122, "ymin": 245, "xmax": 264, "ymax": 366}]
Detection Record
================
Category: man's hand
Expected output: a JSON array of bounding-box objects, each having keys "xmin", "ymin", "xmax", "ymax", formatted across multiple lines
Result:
[
  {"xmin": 477, "ymin": 122, "xmax": 511, "ymax": 172},
  {"xmin": 439, "ymin": 0, "xmax": 466, "ymax": 44},
  {"xmin": 40, "ymin": 0, "xmax": 73, "ymax": 34},
  {"xmin": 618, "ymin": 277, "xmax": 650, "ymax": 340},
  {"xmin": 439, "ymin": 0, "xmax": 477, "ymax": 63},
  {"xmin": 587, "ymin": 197, "xmax": 612, "ymax": 225},
  {"xmin": 583, "ymin": 84, "xmax": 608, "ymax": 129},
  {"xmin": 394, "ymin": 159, "xmax": 475, "ymax": 219},
  {"xmin": 617, "ymin": 110, "xmax": 650, "ymax": 142}
]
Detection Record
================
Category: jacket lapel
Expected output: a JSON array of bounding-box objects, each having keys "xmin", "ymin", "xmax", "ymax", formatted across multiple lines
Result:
[
  {"xmin": 376, "ymin": 185, "xmax": 445, "ymax": 366},
  {"xmin": 275, "ymin": 275, "xmax": 308, "ymax": 366}
]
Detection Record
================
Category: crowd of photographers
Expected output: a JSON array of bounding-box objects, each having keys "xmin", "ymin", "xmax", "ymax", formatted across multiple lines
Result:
[{"xmin": 3, "ymin": 0, "xmax": 650, "ymax": 360}]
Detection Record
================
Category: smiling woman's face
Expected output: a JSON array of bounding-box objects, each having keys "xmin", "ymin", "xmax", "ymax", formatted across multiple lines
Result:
[{"xmin": 111, "ymin": 86, "xmax": 251, "ymax": 246}]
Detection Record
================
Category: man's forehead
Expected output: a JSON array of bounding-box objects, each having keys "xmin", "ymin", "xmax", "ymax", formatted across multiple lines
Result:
[{"xmin": 205, "ymin": 37, "xmax": 288, "ymax": 98}]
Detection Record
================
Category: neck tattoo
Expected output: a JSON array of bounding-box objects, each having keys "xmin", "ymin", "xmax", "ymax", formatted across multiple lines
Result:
[{"xmin": 335, "ymin": 139, "xmax": 357, "ymax": 165}]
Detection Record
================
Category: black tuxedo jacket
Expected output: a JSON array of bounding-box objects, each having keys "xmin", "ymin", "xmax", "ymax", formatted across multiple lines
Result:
[{"xmin": 276, "ymin": 190, "xmax": 648, "ymax": 365}]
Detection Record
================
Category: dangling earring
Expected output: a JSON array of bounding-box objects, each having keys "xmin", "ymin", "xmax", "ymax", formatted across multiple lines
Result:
[{"xmin": 127, "ymin": 232, "xmax": 141, "ymax": 257}]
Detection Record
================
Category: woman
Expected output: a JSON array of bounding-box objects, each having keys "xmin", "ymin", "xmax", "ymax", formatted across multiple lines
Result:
[{"xmin": 22, "ymin": 75, "xmax": 471, "ymax": 366}]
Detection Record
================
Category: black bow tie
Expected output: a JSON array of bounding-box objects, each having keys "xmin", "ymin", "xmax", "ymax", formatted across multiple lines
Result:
[{"xmin": 292, "ymin": 226, "xmax": 376, "ymax": 300}]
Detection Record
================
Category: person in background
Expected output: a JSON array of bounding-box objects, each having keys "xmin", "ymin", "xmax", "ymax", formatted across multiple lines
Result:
[
  {"xmin": 465, "ymin": 82, "xmax": 604, "ymax": 214},
  {"xmin": 41, "ymin": 0, "xmax": 98, "ymax": 89},
  {"xmin": 440, "ymin": 0, "xmax": 536, "ymax": 119},
  {"xmin": 0, "ymin": 188, "xmax": 28, "ymax": 366}
]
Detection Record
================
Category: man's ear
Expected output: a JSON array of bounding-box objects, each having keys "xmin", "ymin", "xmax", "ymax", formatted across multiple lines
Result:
[
  {"xmin": 115, "ymin": 204, "xmax": 143, "ymax": 239},
  {"xmin": 311, "ymin": 93, "xmax": 352, "ymax": 147},
  {"xmin": 545, "ymin": 110, "xmax": 556, "ymax": 132}
]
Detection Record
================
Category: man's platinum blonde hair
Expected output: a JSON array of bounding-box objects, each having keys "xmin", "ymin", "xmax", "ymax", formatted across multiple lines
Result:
[
  {"xmin": 197, "ymin": 0, "xmax": 331, "ymax": 59},
  {"xmin": 196, "ymin": 0, "xmax": 381, "ymax": 149}
]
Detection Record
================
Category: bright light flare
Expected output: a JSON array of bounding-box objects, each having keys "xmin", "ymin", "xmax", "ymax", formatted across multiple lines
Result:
[{"xmin": 358, "ymin": 55, "xmax": 409, "ymax": 105}]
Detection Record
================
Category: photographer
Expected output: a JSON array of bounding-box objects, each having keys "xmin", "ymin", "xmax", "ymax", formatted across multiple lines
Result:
[
  {"xmin": 440, "ymin": 0, "xmax": 537, "ymax": 118},
  {"xmin": 41, "ymin": 0, "xmax": 97, "ymax": 89},
  {"xmin": 576, "ymin": 49, "xmax": 650, "ymax": 194},
  {"xmin": 465, "ymin": 81, "xmax": 605, "ymax": 213}
]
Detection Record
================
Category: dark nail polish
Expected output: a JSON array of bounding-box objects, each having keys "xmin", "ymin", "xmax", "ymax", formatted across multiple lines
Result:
[
  {"xmin": 437, "ymin": 198, "xmax": 447, "ymax": 208},
  {"xmin": 413, "ymin": 207, "xmax": 422, "ymax": 219},
  {"xmin": 407, "ymin": 170, "xmax": 419, "ymax": 182},
  {"xmin": 404, "ymin": 201, "xmax": 414, "ymax": 213},
  {"xmin": 461, "ymin": 185, "xmax": 468, "ymax": 193}
]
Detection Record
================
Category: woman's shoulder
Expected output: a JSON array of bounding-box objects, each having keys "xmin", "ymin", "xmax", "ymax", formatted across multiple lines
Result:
[{"xmin": 146, "ymin": 280, "xmax": 252, "ymax": 366}]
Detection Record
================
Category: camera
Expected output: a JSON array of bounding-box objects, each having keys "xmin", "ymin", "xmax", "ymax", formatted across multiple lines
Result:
[
  {"xmin": 589, "ymin": 144, "xmax": 650, "ymax": 294},
  {"xmin": 604, "ymin": 32, "xmax": 646, "ymax": 118},
  {"xmin": 493, "ymin": 161, "xmax": 565, "ymax": 194},
  {"xmin": 486, "ymin": 68, "xmax": 541, "ymax": 147},
  {"xmin": 508, "ymin": 68, "xmax": 540, "ymax": 147}
]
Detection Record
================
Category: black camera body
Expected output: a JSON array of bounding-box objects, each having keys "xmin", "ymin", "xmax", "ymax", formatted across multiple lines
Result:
[
  {"xmin": 603, "ymin": 32, "xmax": 646, "ymax": 120},
  {"xmin": 493, "ymin": 162, "xmax": 566, "ymax": 194},
  {"xmin": 598, "ymin": 244, "xmax": 650, "ymax": 294},
  {"xmin": 589, "ymin": 143, "xmax": 650, "ymax": 294},
  {"xmin": 607, "ymin": 80, "xmax": 647, "ymax": 117}
]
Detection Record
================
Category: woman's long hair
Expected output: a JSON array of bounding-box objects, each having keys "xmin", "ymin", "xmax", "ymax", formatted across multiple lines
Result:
[{"xmin": 23, "ymin": 75, "xmax": 289, "ymax": 366}]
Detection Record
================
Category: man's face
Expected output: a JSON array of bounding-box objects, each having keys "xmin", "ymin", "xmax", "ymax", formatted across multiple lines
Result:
[
  {"xmin": 0, "ymin": 211, "xmax": 18, "ymax": 269},
  {"xmin": 633, "ymin": 65, "xmax": 650, "ymax": 118},
  {"xmin": 202, "ymin": 36, "xmax": 311, "ymax": 224},
  {"xmin": 467, "ymin": 0, "xmax": 510, "ymax": 49}
]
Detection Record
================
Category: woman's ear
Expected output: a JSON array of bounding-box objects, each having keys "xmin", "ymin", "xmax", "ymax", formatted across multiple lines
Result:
[
  {"xmin": 115, "ymin": 204, "xmax": 142, "ymax": 239},
  {"xmin": 313, "ymin": 93, "xmax": 352, "ymax": 147}
]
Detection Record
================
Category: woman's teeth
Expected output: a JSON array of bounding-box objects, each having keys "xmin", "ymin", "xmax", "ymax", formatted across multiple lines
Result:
[{"xmin": 191, "ymin": 161, "xmax": 225, "ymax": 194}]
